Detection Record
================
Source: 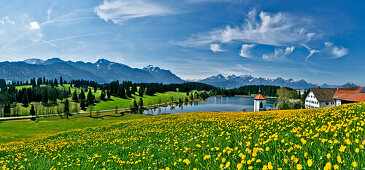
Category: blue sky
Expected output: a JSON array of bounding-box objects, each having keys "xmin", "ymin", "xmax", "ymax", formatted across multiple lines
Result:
[{"xmin": 0, "ymin": 0, "xmax": 364, "ymax": 85}]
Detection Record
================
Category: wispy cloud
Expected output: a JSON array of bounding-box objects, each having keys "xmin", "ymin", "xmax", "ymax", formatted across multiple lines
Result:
[
  {"xmin": 210, "ymin": 43, "xmax": 224, "ymax": 52},
  {"xmin": 177, "ymin": 9, "xmax": 315, "ymax": 47},
  {"xmin": 30, "ymin": 32, "xmax": 109, "ymax": 48},
  {"xmin": 0, "ymin": 16, "xmax": 15, "ymax": 25},
  {"xmin": 300, "ymin": 43, "xmax": 320, "ymax": 60},
  {"xmin": 262, "ymin": 46, "xmax": 295, "ymax": 61},
  {"xmin": 176, "ymin": 9, "xmax": 348, "ymax": 62},
  {"xmin": 325, "ymin": 42, "xmax": 348, "ymax": 58},
  {"xmin": 94, "ymin": 0, "xmax": 173, "ymax": 24},
  {"xmin": 239, "ymin": 44, "xmax": 255, "ymax": 58}
]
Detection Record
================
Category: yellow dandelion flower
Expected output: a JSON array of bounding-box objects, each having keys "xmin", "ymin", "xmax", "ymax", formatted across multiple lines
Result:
[
  {"xmin": 296, "ymin": 164, "xmax": 303, "ymax": 170},
  {"xmin": 355, "ymin": 148, "xmax": 359, "ymax": 153},
  {"xmin": 352, "ymin": 161, "xmax": 357, "ymax": 167},
  {"xmin": 307, "ymin": 159, "xmax": 313, "ymax": 167},
  {"xmin": 237, "ymin": 163, "xmax": 243, "ymax": 170},
  {"xmin": 339, "ymin": 145, "xmax": 346, "ymax": 152},
  {"xmin": 225, "ymin": 162, "xmax": 230, "ymax": 168}
]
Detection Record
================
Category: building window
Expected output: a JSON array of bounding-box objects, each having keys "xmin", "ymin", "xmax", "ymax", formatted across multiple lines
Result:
[
  {"xmin": 260, "ymin": 102, "xmax": 263, "ymax": 108},
  {"xmin": 326, "ymin": 102, "xmax": 329, "ymax": 105}
]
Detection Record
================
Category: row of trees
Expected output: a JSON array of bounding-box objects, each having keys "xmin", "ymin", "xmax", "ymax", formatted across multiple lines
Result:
[
  {"xmin": 210, "ymin": 85, "xmax": 282, "ymax": 97},
  {"xmin": 10, "ymin": 76, "xmax": 68, "ymax": 87}
]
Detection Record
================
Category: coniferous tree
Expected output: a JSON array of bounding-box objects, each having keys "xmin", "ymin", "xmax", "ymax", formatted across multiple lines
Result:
[
  {"xmin": 64, "ymin": 99, "xmax": 70, "ymax": 118},
  {"xmin": 80, "ymin": 99, "xmax": 86, "ymax": 111},
  {"xmin": 60, "ymin": 76, "xmax": 63, "ymax": 86},
  {"xmin": 131, "ymin": 85, "xmax": 137, "ymax": 94},
  {"xmin": 72, "ymin": 90, "xmax": 79, "ymax": 102},
  {"xmin": 118, "ymin": 87, "xmax": 126, "ymax": 98},
  {"xmin": 54, "ymin": 78, "xmax": 58, "ymax": 87},
  {"xmin": 126, "ymin": 87, "xmax": 132, "ymax": 98},
  {"xmin": 22, "ymin": 90, "xmax": 29, "ymax": 107},
  {"xmin": 3, "ymin": 103, "xmax": 10, "ymax": 117},
  {"xmin": 30, "ymin": 104, "xmax": 36, "ymax": 116},
  {"xmin": 100, "ymin": 91, "xmax": 106, "ymax": 101},
  {"xmin": 0, "ymin": 79, "xmax": 7, "ymax": 90},
  {"xmin": 79, "ymin": 89, "xmax": 86, "ymax": 100},
  {"xmin": 37, "ymin": 77, "xmax": 42, "ymax": 86},
  {"xmin": 139, "ymin": 98, "xmax": 144, "ymax": 108},
  {"xmin": 138, "ymin": 87, "xmax": 144, "ymax": 97},
  {"xmin": 87, "ymin": 89, "xmax": 94, "ymax": 106},
  {"xmin": 42, "ymin": 89, "xmax": 48, "ymax": 104}
]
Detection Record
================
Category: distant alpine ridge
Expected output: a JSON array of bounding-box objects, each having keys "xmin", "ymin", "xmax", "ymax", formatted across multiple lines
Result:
[
  {"xmin": 198, "ymin": 74, "xmax": 340, "ymax": 89},
  {"xmin": 0, "ymin": 58, "xmax": 340, "ymax": 89},
  {"xmin": 0, "ymin": 58, "xmax": 184, "ymax": 84}
]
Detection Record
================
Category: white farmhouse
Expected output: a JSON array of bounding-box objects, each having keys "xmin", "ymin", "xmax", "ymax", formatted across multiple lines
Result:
[{"xmin": 305, "ymin": 88, "xmax": 337, "ymax": 109}]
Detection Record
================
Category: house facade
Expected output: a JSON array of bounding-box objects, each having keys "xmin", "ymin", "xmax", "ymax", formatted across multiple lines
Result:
[
  {"xmin": 305, "ymin": 87, "xmax": 365, "ymax": 109},
  {"xmin": 305, "ymin": 88, "xmax": 337, "ymax": 109}
]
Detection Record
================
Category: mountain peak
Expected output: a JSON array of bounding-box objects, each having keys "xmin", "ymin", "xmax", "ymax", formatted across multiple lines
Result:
[
  {"xmin": 44, "ymin": 58, "xmax": 64, "ymax": 65},
  {"xmin": 95, "ymin": 58, "xmax": 112, "ymax": 64},
  {"xmin": 23, "ymin": 58, "xmax": 44, "ymax": 65},
  {"xmin": 143, "ymin": 65, "xmax": 162, "ymax": 72}
]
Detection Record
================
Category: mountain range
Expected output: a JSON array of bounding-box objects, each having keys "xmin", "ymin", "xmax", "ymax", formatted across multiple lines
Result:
[
  {"xmin": 198, "ymin": 74, "xmax": 341, "ymax": 89},
  {"xmin": 0, "ymin": 58, "xmax": 340, "ymax": 89},
  {"xmin": 0, "ymin": 58, "xmax": 184, "ymax": 84}
]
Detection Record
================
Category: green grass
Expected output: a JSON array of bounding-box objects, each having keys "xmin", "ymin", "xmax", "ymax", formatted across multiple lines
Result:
[
  {"xmin": 91, "ymin": 91, "xmax": 188, "ymax": 111},
  {"xmin": 0, "ymin": 112, "xmax": 149, "ymax": 144}
]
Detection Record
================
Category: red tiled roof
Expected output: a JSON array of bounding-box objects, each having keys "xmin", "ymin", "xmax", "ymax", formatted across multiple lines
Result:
[
  {"xmin": 333, "ymin": 87, "xmax": 365, "ymax": 102},
  {"xmin": 254, "ymin": 93, "xmax": 266, "ymax": 100}
]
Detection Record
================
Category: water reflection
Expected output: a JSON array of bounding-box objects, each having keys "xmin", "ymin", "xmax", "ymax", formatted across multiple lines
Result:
[{"xmin": 143, "ymin": 96, "xmax": 277, "ymax": 115}]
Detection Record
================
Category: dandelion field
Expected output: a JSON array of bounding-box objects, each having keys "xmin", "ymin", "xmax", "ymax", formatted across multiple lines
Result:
[{"xmin": 1, "ymin": 103, "xmax": 365, "ymax": 169}]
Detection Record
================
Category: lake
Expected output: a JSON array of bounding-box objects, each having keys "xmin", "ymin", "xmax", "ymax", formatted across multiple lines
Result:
[{"xmin": 143, "ymin": 96, "xmax": 277, "ymax": 115}]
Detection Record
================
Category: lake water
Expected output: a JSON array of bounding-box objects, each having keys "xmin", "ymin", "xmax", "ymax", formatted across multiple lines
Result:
[{"xmin": 143, "ymin": 96, "xmax": 277, "ymax": 115}]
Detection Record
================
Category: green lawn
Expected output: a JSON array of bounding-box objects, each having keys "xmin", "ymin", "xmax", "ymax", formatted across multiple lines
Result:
[
  {"xmin": 0, "ymin": 112, "xmax": 149, "ymax": 144},
  {"xmin": 91, "ymin": 91, "xmax": 188, "ymax": 111}
]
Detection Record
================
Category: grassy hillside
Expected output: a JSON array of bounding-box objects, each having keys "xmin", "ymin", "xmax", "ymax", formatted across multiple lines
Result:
[
  {"xmin": 11, "ymin": 84, "xmax": 188, "ymax": 116},
  {"xmin": 1, "ymin": 103, "xmax": 364, "ymax": 169}
]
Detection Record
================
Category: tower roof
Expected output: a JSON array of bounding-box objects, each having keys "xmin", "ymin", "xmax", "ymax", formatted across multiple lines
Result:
[{"xmin": 254, "ymin": 93, "xmax": 266, "ymax": 100}]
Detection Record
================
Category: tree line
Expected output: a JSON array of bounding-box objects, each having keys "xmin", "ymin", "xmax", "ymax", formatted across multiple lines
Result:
[{"xmin": 210, "ymin": 85, "xmax": 282, "ymax": 97}]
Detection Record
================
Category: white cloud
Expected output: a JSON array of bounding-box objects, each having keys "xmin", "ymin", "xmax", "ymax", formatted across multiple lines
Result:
[
  {"xmin": 239, "ymin": 44, "xmax": 255, "ymax": 58},
  {"xmin": 94, "ymin": 0, "xmax": 173, "ymax": 24},
  {"xmin": 331, "ymin": 46, "xmax": 348, "ymax": 58},
  {"xmin": 262, "ymin": 46, "xmax": 295, "ymax": 61},
  {"xmin": 0, "ymin": 16, "xmax": 15, "ymax": 25},
  {"xmin": 28, "ymin": 21, "xmax": 40, "ymax": 30},
  {"xmin": 210, "ymin": 43, "xmax": 224, "ymax": 52},
  {"xmin": 325, "ymin": 42, "xmax": 348, "ymax": 58},
  {"xmin": 301, "ymin": 43, "xmax": 320, "ymax": 60},
  {"xmin": 178, "ymin": 9, "xmax": 315, "ymax": 47}
]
